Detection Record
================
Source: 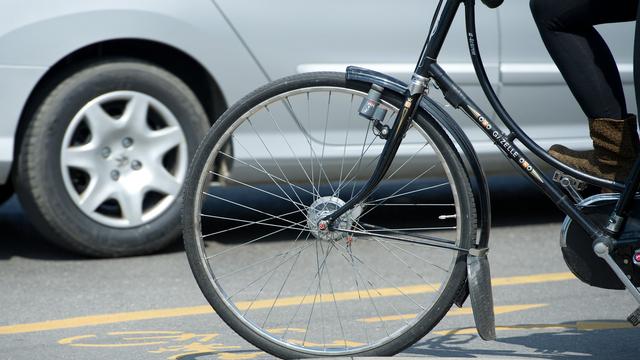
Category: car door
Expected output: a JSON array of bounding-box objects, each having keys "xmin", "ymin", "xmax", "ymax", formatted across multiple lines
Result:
[{"xmin": 215, "ymin": 0, "xmax": 500, "ymax": 148}]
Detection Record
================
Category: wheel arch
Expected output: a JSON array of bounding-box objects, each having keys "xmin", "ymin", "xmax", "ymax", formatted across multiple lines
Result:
[{"xmin": 13, "ymin": 38, "xmax": 227, "ymax": 172}]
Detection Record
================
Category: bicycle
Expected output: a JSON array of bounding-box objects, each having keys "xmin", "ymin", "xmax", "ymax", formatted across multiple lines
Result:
[{"xmin": 182, "ymin": 0, "xmax": 640, "ymax": 357}]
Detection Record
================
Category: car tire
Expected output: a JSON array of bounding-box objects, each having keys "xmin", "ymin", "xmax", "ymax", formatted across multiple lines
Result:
[{"xmin": 14, "ymin": 59, "xmax": 210, "ymax": 257}]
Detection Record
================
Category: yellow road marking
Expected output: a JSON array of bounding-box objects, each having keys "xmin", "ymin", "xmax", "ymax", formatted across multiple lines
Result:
[
  {"xmin": 359, "ymin": 303, "xmax": 547, "ymax": 323},
  {"xmin": 0, "ymin": 271, "xmax": 575, "ymax": 335},
  {"xmin": 58, "ymin": 330, "xmax": 223, "ymax": 348},
  {"xmin": 434, "ymin": 321, "xmax": 636, "ymax": 336},
  {"xmin": 1, "ymin": 306, "xmax": 214, "ymax": 335},
  {"xmin": 58, "ymin": 334, "xmax": 167, "ymax": 348},
  {"xmin": 58, "ymin": 334, "xmax": 95, "ymax": 345},
  {"xmin": 576, "ymin": 321, "xmax": 637, "ymax": 331}
]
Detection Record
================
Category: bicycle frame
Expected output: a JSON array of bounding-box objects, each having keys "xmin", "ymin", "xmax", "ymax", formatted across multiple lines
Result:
[
  {"xmin": 323, "ymin": 0, "xmax": 640, "ymax": 318},
  {"xmin": 328, "ymin": 0, "xmax": 640, "ymax": 248}
]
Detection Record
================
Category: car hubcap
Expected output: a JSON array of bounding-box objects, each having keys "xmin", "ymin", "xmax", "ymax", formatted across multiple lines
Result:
[{"xmin": 60, "ymin": 91, "xmax": 188, "ymax": 228}]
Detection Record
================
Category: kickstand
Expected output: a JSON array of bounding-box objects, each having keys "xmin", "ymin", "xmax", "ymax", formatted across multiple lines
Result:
[{"xmin": 593, "ymin": 241, "xmax": 640, "ymax": 326}]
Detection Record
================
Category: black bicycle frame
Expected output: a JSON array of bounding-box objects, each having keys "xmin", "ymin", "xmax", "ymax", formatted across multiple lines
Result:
[{"xmin": 326, "ymin": 0, "xmax": 640, "ymax": 250}]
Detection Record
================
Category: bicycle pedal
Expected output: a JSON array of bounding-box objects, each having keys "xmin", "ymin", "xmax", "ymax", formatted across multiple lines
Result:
[
  {"xmin": 628, "ymin": 306, "xmax": 640, "ymax": 326},
  {"xmin": 553, "ymin": 171, "xmax": 587, "ymax": 191}
]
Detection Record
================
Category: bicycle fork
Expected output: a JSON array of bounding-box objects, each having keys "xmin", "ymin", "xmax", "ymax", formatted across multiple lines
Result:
[{"xmin": 320, "ymin": 74, "xmax": 428, "ymax": 229}]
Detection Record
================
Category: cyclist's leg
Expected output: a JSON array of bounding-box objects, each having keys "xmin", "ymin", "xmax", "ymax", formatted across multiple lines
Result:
[
  {"xmin": 530, "ymin": 0, "xmax": 635, "ymax": 119},
  {"xmin": 530, "ymin": 0, "xmax": 639, "ymax": 182}
]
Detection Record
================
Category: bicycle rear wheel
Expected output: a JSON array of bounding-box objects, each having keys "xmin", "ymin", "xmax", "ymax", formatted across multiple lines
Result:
[{"xmin": 183, "ymin": 72, "xmax": 476, "ymax": 357}]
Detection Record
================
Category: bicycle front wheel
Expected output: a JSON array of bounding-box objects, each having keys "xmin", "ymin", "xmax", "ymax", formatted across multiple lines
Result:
[{"xmin": 183, "ymin": 72, "xmax": 476, "ymax": 358}]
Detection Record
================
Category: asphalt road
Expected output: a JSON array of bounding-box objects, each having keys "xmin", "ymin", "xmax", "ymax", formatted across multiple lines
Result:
[{"xmin": 1, "ymin": 178, "xmax": 639, "ymax": 360}]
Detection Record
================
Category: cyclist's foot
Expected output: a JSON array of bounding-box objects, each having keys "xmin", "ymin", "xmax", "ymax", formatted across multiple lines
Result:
[{"xmin": 549, "ymin": 115, "xmax": 639, "ymax": 182}]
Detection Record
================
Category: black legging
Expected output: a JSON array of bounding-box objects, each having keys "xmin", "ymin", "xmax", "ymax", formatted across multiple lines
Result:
[{"xmin": 530, "ymin": 0, "xmax": 638, "ymax": 120}]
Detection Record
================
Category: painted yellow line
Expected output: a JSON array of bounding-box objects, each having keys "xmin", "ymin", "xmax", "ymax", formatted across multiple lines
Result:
[
  {"xmin": 490, "ymin": 272, "xmax": 575, "ymax": 286},
  {"xmin": 0, "ymin": 306, "xmax": 214, "ymax": 335},
  {"xmin": 359, "ymin": 303, "xmax": 547, "ymax": 323},
  {"xmin": 0, "ymin": 271, "xmax": 574, "ymax": 335},
  {"xmin": 58, "ymin": 334, "xmax": 96, "ymax": 345},
  {"xmin": 433, "ymin": 320, "xmax": 636, "ymax": 336},
  {"xmin": 58, "ymin": 334, "xmax": 168, "ymax": 348}
]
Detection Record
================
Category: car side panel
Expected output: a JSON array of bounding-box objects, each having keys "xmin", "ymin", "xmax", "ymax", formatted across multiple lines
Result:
[
  {"xmin": 216, "ymin": 0, "xmax": 502, "ymax": 160},
  {"xmin": 0, "ymin": 66, "xmax": 46, "ymax": 182},
  {"xmin": 0, "ymin": 0, "xmax": 268, "ymax": 184}
]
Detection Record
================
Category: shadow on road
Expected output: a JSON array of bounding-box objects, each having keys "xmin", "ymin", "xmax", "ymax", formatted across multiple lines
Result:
[
  {"xmin": 406, "ymin": 320, "xmax": 638, "ymax": 359},
  {"xmin": 0, "ymin": 196, "xmax": 81, "ymax": 261},
  {"xmin": 0, "ymin": 175, "xmax": 563, "ymax": 260}
]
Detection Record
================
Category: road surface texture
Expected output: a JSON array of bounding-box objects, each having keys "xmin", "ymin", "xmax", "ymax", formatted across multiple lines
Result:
[{"xmin": 1, "ymin": 177, "xmax": 638, "ymax": 359}]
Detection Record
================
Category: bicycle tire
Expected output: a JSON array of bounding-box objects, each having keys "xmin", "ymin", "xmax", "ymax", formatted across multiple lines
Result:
[{"xmin": 183, "ymin": 72, "xmax": 476, "ymax": 358}]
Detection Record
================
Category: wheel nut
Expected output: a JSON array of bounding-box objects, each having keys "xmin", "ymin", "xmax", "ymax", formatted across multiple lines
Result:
[
  {"xmin": 101, "ymin": 147, "xmax": 111, "ymax": 158},
  {"xmin": 318, "ymin": 221, "xmax": 328, "ymax": 231},
  {"xmin": 122, "ymin": 137, "xmax": 133, "ymax": 148},
  {"xmin": 110, "ymin": 170, "xmax": 120, "ymax": 181},
  {"xmin": 131, "ymin": 160, "xmax": 142, "ymax": 170}
]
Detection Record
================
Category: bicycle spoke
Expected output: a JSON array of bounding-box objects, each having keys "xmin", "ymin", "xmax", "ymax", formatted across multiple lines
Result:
[
  {"xmin": 321, "ymin": 241, "xmax": 348, "ymax": 349},
  {"xmin": 218, "ymin": 150, "xmax": 316, "ymax": 198},
  {"xmin": 212, "ymin": 239, "xmax": 312, "ymax": 281},
  {"xmin": 245, "ymin": 118, "xmax": 310, "ymax": 214},
  {"xmin": 229, "ymin": 240, "xmax": 312, "ymax": 306},
  {"xmin": 228, "ymin": 136, "xmax": 311, "ymax": 213},
  {"xmin": 360, "ymin": 165, "xmax": 440, "ymax": 218},
  {"xmin": 283, "ymin": 95, "xmax": 335, "ymax": 199},
  {"xmin": 265, "ymin": 104, "xmax": 316, "ymax": 203},
  {"xmin": 201, "ymin": 209, "xmax": 307, "ymax": 238},
  {"xmin": 203, "ymin": 191, "xmax": 304, "ymax": 230},
  {"xmin": 352, "ymin": 222, "xmax": 451, "ymax": 273},
  {"xmin": 204, "ymin": 218, "xmax": 307, "ymax": 260},
  {"xmin": 208, "ymin": 170, "xmax": 308, "ymax": 209},
  {"xmin": 261, "ymin": 228, "xmax": 309, "ymax": 329},
  {"xmin": 331, "ymin": 240, "xmax": 426, "ymax": 313},
  {"xmin": 331, "ymin": 242, "xmax": 413, "ymax": 329}
]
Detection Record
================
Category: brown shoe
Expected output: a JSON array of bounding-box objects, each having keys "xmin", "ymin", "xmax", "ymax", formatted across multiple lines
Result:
[{"xmin": 549, "ymin": 115, "xmax": 640, "ymax": 182}]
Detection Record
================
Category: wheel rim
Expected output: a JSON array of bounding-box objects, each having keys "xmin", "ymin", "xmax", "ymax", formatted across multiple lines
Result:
[
  {"xmin": 61, "ymin": 91, "xmax": 188, "ymax": 228},
  {"xmin": 192, "ymin": 85, "xmax": 467, "ymax": 355}
]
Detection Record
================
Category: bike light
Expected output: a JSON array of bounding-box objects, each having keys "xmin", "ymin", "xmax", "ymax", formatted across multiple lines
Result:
[{"xmin": 359, "ymin": 84, "xmax": 384, "ymax": 120}]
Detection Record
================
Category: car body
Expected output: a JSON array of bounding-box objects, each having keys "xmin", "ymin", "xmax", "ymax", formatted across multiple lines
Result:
[{"xmin": 0, "ymin": 0, "xmax": 634, "ymax": 255}]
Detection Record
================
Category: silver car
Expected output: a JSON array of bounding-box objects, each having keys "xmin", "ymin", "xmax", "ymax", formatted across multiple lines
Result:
[{"xmin": 0, "ymin": 0, "xmax": 634, "ymax": 256}]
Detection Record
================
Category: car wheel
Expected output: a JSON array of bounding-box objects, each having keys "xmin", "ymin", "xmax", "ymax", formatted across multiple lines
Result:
[{"xmin": 14, "ymin": 59, "xmax": 210, "ymax": 257}]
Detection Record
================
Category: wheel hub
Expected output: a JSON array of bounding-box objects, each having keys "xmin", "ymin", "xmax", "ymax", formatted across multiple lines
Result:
[{"xmin": 307, "ymin": 196, "xmax": 362, "ymax": 241}]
